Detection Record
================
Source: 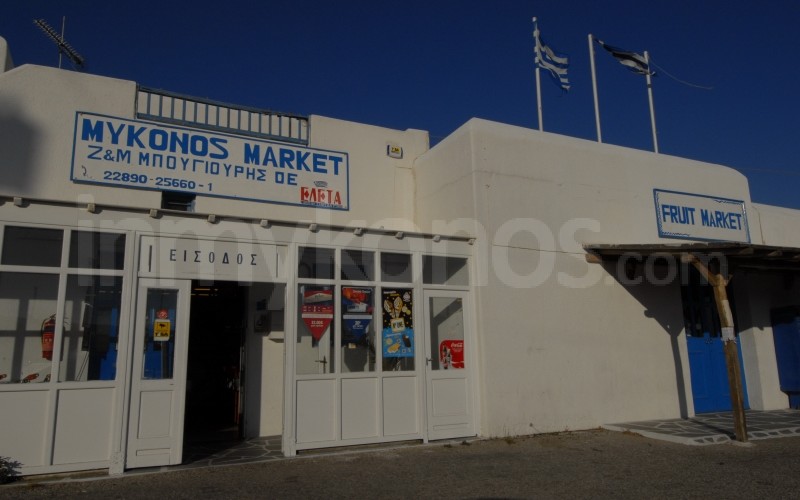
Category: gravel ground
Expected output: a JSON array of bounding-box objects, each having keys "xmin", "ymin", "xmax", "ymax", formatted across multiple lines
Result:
[{"xmin": 3, "ymin": 430, "xmax": 799, "ymax": 499}]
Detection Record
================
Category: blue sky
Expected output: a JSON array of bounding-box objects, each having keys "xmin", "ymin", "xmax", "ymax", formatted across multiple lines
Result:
[{"xmin": 2, "ymin": 1, "xmax": 800, "ymax": 209}]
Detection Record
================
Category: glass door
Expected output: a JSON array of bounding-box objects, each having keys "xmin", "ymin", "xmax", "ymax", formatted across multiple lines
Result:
[
  {"xmin": 424, "ymin": 290, "xmax": 475, "ymax": 440},
  {"xmin": 126, "ymin": 278, "xmax": 191, "ymax": 468}
]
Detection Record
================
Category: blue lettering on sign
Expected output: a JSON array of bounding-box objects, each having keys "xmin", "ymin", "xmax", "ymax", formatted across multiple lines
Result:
[
  {"xmin": 80, "ymin": 118, "xmax": 229, "ymax": 159},
  {"xmin": 660, "ymin": 204, "xmax": 696, "ymax": 225},
  {"xmin": 700, "ymin": 209, "xmax": 742, "ymax": 230},
  {"xmin": 653, "ymin": 189, "xmax": 750, "ymax": 243},
  {"xmin": 74, "ymin": 112, "xmax": 349, "ymax": 211},
  {"xmin": 243, "ymin": 143, "xmax": 342, "ymax": 176}
]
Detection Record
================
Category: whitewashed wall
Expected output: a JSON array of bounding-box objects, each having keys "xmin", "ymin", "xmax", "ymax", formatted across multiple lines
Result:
[
  {"xmin": 753, "ymin": 203, "xmax": 800, "ymax": 248},
  {"xmin": 413, "ymin": 118, "xmax": 763, "ymax": 436},
  {"xmin": 0, "ymin": 65, "xmax": 427, "ymax": 233}
]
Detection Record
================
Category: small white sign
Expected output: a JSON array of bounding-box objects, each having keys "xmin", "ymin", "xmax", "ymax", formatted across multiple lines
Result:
[
  {"xmin": 721, "ymin": 326, "xmax": 736, "ymax": 342},
  {"xmin": 139, "ymin": 236, "xmax": 282, "ymax": 281},
  {"xmin": 387, "ymin": 143, "xmax": 403, "ymax": 159},
  {"xmin": 654, "ymin": 189, "xmax": 750, "ymax": 243}
]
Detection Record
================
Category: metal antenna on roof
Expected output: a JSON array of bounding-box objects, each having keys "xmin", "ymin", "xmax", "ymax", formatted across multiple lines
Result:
[{"xmin": 33, "ymin": 17, "xmax": 85, "ymax": 70}]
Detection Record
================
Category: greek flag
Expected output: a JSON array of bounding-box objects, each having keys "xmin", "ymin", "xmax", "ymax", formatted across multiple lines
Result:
[
  {"xmin": 595, "ymin": 38, "xmax": 654, "ymax": 76},
  {"xmin": 534, "ymin": 28, "xmax": 570, "ymax": 91}
]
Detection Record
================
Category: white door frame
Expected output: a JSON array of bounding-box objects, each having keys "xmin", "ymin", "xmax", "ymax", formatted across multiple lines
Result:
[
  {"xmin": 423, "ymin": 289, "xmax": 476, "ymax": 440},
  {"xmin": 125, "ymin": 278, "xmax": 191, "ymax": 468}
]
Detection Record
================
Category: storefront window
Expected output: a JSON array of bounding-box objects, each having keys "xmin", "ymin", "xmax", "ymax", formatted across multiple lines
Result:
[
  {"xmin": 423, "ymin": 256, "xmax": 468, "ymax": 286},
  {"xmin": 341, "ymin": 286, "xmax": 376, "ymax": 372},
  {"xmin": 0, "ymin": 227, "xmax": 127, "ymax": 385},
  {"xmin": 381, "ymin": 288, "xmax": 415, "ymax": 371},
  {"xmin": 58, "ymin": 276, "xmax": 123, "ymax": 381},
  {"xmin": 0, "ymin": 272, "xmax": 59, "ymax": 383},
  {"xmin": 296, "ymin": 285, "xmax": 335, "ymax": 374},
  {"xmin": 380, "ymin": 253, "xmax": 412, "ymax": 283},
  {"xmin": 298, "ymin": 247, "xmax": 334, "ymax": 280},
  {"xmin": 69, "ymin": 231, "xmax": 126, "ymax": 270},
  {"xmin": 2, "ymin": 226, "xmax": 63, "ymax": 267},
  {"xmin": 341, "ymin": 250, "xmax": 374, "ymax": 281}
]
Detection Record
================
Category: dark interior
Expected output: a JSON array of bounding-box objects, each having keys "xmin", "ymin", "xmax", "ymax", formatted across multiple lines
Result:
[{"xmin": 184, "ymin": 280, "xmax": 247, "ymax": 446}]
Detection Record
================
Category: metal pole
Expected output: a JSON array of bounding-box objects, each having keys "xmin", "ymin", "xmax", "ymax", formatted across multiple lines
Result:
[
  {"xmin": 588, "ymin": 34, "xmax": 602, "ymax": 143},
  {"xmin": 59, "ymin": 16, "xmax": 65, "ymax": 69},
  {"xmin": 645, "ymin": 51, "xmax": 658, "ymax": 153},
  {"xmin": 533, "ymin": 18, "xmax": 543, "ymax": 131}
]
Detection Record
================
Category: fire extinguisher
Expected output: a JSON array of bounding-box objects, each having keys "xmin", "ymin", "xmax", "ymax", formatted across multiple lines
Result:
[{"xmin": 41, "ymin": 314, "xmax": 56, "ymax": 360}]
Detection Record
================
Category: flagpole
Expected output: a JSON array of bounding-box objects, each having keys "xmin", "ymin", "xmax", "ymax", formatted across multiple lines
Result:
[
  {"xmin": 533, "ymin": 17, "xmax": 543, "ymax": 131},
  {"xmin": 588, "ymin": 34, "xmax": 602, "ymax": 143},
  {"xmin": 644, "ymin": 50, "xmax": 659, "ymax": 153}
]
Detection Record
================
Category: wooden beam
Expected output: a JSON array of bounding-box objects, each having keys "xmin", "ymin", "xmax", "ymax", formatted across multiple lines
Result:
[
  {"xmin": 585, "ymin": 252, "xmax": 603, "ymax": 264},
  {"xmin": 689, "ymin": 257, "xmax": 748, "ymax": 442}
]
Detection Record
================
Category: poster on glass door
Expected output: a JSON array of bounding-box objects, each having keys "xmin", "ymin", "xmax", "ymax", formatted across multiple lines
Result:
[
  {"xmin": 382, "ymin": 289, "xmax": 414, "ymax": 358},
  {"xmin": 301, "ymin": 287, "xmax": 333, "ymax": 341},
  {"xmin": 342, "ymin": 287, "xmax": 373, "ymax": 346}
]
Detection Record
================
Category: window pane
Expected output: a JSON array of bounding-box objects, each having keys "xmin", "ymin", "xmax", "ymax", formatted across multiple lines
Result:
[
  {"xmin": 0, "ymin": 272, "xmax": 59, "ymax": 383},
  {"xmin": 69, "ymin": 231, "xmax": 126, "ymax": 270},
  {"xmin": 428, "ymin": 296, "xmax": 466, "ymax": 370},
  {"xmin": 341, "ymin": 287, "xmax": 375, "ymax": 373},
  {"xmin": 59, "ymin": 276, "xmax": 123, "ymax": 381},
  {"xmin": 381, "ymin": 288, "xmax": 415, "ymax": 371},
  {"xmin": 2, "ymin": 226, "xmax": 63, "ymax": 267},
  {"xmin": 297, "ymin": 285, "xmax": 335, "ymax": 375},
  {"xmin": 380, "ymin": 253, "xmax": 412, "ymax": 283},
  {"xmin": 142, "ymin": 289, "xmax": 179, "ymax": 379},
  {"xmin": 341, "ymin": 249, "xmax": 374, "ymax": 281},
  {"xmin": 297, "ymin": 247, "xmax": 334, "ymax": 280},
  {"xmin": 423, "ymin": 256, "xmax": 469, "ymax": 286}
]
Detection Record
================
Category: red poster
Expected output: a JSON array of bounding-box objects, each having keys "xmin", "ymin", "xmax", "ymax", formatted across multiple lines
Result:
[
  {"xmin": 439, "ymin": 339, "xmax": 465, "ymax": 369},
  {"xmin": 302, "ymin": 288, "xmax": 333, "ymax": 341}
]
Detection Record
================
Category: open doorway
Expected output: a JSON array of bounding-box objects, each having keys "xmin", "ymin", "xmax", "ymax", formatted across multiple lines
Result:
[{"xmin": 184, "ymin": 280, "xmax": 248, "ymax": 448}]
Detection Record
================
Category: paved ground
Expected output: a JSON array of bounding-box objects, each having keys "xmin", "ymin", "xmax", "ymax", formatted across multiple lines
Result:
[
  {"xmin": 167, "ymin": 409, "xmax": 800, "ymax": 470},
  {"xmin": 604, "ymin": 409, "xmax": 800, "ymax": 445},
  {"xmin": 3, "ymin": 429, "xmax": 800, "ymax": 499}
]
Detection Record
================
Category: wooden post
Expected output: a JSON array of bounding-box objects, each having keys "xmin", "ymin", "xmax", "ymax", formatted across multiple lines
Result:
[{"xmin": 686, "ymin": 254, "xmax": 748, "ymax": 442}]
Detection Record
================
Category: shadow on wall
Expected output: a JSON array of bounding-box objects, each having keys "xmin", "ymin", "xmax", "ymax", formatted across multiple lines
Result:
[
  {"xmin": 0, "ymin": 97, "xmax": 39, "ymax": 193},
  {"xmin": 733, "ymin": 271, "xmax": 800, "ymax": 332},
  {"xmin": 601, "ymin": 261, "xmax": 690, "ymax": 418}
]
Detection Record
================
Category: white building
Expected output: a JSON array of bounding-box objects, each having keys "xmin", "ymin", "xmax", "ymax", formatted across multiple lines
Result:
[{"xmin": 1, "ymin": 37, "xmax": 799, "ymax": 476}]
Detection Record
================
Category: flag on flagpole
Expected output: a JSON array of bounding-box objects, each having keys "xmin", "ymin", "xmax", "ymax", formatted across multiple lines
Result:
[
  {"xmin": 534, "ymin": 26, "xmax": 570, "ymax": 91},
  {"xmin": 594, "ymin": 38, "xmax": 655, "ymax": 76}
]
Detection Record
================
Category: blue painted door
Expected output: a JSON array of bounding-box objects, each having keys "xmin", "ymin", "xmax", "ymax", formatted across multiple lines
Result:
[
  {"xmin": 770, "ymin": 308, "xmax": 800, "ymax": 408},
  {"xmin": 687, "ymin": 332, "xmax": 749, "ymax": 413},
  {"xmin": 681, "ymin": 264, "xmax": 749, "ymax": 414}
]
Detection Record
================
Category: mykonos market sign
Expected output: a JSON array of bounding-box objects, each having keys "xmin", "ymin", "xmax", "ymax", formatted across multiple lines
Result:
[{"xmin": 71, "ymin": 112, "xmax": 349, "ymax": 210}]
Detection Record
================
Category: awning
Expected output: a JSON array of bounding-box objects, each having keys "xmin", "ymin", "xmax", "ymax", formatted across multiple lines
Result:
[
  {"xmin": 584, "ymin": 242, "xmax": 800, "ymax": 272},
  {"xmin": 583, "ymin": 240, "xmax": 788, "ymax": 442}
]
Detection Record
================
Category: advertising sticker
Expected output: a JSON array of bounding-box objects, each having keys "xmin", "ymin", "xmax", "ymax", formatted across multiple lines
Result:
[
  {"xmin": 439, "ymin": 339, "xmax": 465, "ymax": 369},
  {"xmin": 153, "ymin": 308, "xmax": 171, "ymax": 342},
  {"xmin": 301, "ymin": 288, "xmax": 333, "ymax": 341},
  {"xmin": 382, "ymin": 289, "xmax": 414, "ymax": 358},
  {"xmin": 342, "ymin": 287, "xmax": 373, "ymax": 346}
]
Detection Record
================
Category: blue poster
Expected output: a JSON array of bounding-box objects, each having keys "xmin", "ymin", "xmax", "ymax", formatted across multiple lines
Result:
[
  {"xmin": 382, "ymin": 289, "xmax": 414, "ymax": 358},
  {"xmin": 342, "ymin": 287, "xmax": 373, "ymax": 346}
]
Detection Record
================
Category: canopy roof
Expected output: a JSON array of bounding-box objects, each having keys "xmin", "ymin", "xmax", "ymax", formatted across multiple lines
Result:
[{"xmin": 584, "ymin": 242, "xmax": 800, "ymax": 272}]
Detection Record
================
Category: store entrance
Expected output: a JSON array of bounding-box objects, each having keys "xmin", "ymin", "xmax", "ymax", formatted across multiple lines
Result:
[
  {"xmin": 681, "ymin": 266, "xmax": 749, "ymax": 413},
  {"xmin": 184, "ymin": 280, "xmax": 248, "ymax": 447}
]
